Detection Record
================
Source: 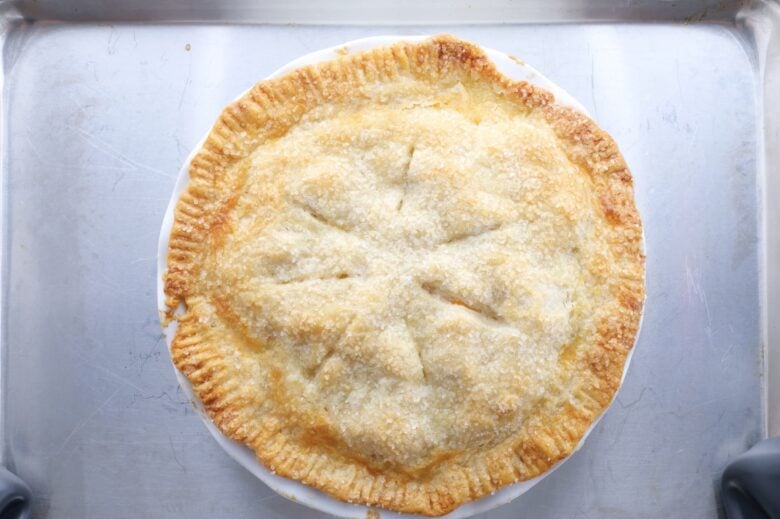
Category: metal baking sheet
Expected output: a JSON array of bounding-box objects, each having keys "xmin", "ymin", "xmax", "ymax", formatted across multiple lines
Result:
[{"xmin": 0, "ymin": 1, "xmax": 776, "ymax": 518}]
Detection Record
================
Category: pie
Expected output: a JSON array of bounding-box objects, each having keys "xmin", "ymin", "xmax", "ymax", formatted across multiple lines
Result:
[{"xmin": 164, "ymin": 34, "xmax": 645, "ymax": 516}]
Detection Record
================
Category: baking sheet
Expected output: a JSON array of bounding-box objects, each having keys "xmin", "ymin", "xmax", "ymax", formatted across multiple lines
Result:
[{"xmin": 0, "ymin": 2, "xmax": 775, "ymax": 518}]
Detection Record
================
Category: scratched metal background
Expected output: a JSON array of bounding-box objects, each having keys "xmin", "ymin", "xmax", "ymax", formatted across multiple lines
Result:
[{"xmin": 0, "ymin": 0, "xmax": 776, "ymax": 518}]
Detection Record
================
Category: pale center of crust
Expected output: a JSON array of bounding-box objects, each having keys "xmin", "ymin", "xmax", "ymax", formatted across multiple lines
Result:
[{"xmin": 206, "ymin": 79, "xmax": 609, "ymax": 469}]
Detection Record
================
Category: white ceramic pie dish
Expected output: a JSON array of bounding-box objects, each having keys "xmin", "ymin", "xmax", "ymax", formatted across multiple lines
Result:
[{"xmin": 157, "ymin": 35, "xmax": 641, "ymax": 519}]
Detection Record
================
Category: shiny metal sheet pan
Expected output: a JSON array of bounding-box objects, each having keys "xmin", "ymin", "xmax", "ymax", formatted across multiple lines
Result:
[{"xmin": 0, "ymin": 1, "xmax": 777, "ymax": 517}]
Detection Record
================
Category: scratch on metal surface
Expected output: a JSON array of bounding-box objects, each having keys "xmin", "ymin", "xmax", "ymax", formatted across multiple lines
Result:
[
  {"xmin": 66, "ymin": 124, "xmax": 174, "ymax": 179},
  {"xmin": 700, "ymin": 409, "xmax": 728, "ymax": 435},
  {"xmin": 590, "ymin": 52, "xmax": 599, "ymax": 121},
  {"xmin": 67, "ymin": 92, "xmax": 89, "ymax": 117},
  {"xmin": 175, "ymin": 136, "xmax": 186, "ymax": 161},
  {"xmin": 168, "ymin": 435, "xmax": 186, "ymax": 472},
  {"xmin": 617, "ymin": 386, "xmax": 655, "ymax": 409},
  {"xmin": 606, "ymin": 411, "xmax": 632, "ymax": 450},
  {"xmin": 674, "ymin": 58, "xmax": 683, "ymax": 99},
  {"xmin": 25, "ymin": 134, "xmax": 57, "ymax": 166},
  {"xmin": 291, "ymin": 31, "xmax": 317, "ymax": 54},
  {"xmin": 77, "ymin": 358, "xmax": 145, "ymax": 393},
  {"xmin": 50, "ymin": 387, "xmax": 121, "ymax": 460},
  {"xmin": 664, "ymin": 395, "xmax": 737, "ymax": 420},
  {"xmin": 255, "ymin": 493, "xmax": 281, "ymax": 505},
  {"xmin": 111, "ymin": 170, "xmax": 126, "ymax": 192},
  {"xmin": 178, "ymin": 59, "xmax": 192, "ymax": 112},
  {"xmin": 684, "ymin": 258, "xmax": 714, "ymax": 348},
  {"xmin": 685, "ymin": 397, "xmax": 728, "ymax": 411},
  {"xmin": 605, "ymin": 457, "xmax": 619, "ymax": 484},
  {"xmin": 138, "ymin": 335, "xmax": 164, "ymax": 375},
  {"xmin": 138, "ymin": 390, "xmax": 174, "ymax": 402},
  {"xmin": 720, "ymin": 342, "xmax": 737, "ymax": 364},
  {"xmin": 26, "ymin": 131, "xmax": 150, "ymax": 173},
  {"xmin": 108, "ymin": 196, "xmax": 172, "ymax": 202},
  {"xmin": 129, "ymin": 256, "xmax": 155, "ymax": 265},
  {"xmin": 106, "ymin": 26, "xmax": 120, "ymax": 55},
  {"xmin": 76, "ymin": 231, "xmax": 104, "ymax": 254},
  {"xmin": 85, "ymin": 439, "xmax": 202, "ymax": 445},
  {"xmin": 86, "ymin": 265, "xmax": 123, "ymax": 292}
]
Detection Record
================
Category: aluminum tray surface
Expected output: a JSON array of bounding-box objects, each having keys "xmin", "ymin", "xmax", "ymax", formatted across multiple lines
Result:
[{"xmin": 0, "ymin": 4, "xmax": 772, "ymax": 518}]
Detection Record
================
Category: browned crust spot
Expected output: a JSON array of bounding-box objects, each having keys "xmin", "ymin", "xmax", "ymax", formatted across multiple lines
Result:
[{"xmin": 164, "ymin": 34, "xmax": 645, "ymax": 516}]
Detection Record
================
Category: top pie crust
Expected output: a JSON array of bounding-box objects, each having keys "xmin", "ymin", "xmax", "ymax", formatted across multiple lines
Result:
[{"xmin": 164, "ymin": 35, "xmax": 645, "ymax": 516}]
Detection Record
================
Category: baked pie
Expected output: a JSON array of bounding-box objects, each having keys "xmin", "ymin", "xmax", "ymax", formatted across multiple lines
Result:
[{"xmin": 164, "ymin": 34, "xmax": 644, "ymax": 516}]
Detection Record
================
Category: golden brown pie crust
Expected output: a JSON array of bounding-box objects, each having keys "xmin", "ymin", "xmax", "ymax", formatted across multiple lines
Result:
[{"xmin": 164, "ymin": 35, "xmax": 644, "ymax": 516}]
